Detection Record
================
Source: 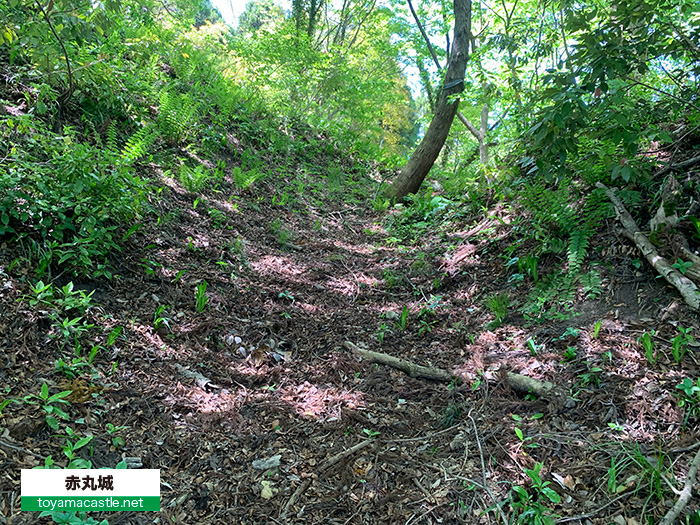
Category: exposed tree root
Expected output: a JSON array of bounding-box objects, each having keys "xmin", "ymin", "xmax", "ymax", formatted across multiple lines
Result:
[{"xmin": 597, "ymin": 182, "xmax": 700, "ymax": 311}]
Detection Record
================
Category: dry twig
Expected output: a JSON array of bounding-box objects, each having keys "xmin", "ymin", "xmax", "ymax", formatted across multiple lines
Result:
[{"xmin": 280, "ymin": 439, "xmax": 373, "ymax": 518}]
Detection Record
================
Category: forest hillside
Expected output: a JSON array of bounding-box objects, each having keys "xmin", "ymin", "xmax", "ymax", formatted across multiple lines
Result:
[{"xmin": 1, "ymin": 0, "xmax": 700, "ymax": 523}]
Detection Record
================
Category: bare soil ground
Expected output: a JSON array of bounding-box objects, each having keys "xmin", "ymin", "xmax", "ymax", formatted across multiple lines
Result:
[{"xmin": 1, "ymin": 152, "xmax": 699, "ymax": 525}]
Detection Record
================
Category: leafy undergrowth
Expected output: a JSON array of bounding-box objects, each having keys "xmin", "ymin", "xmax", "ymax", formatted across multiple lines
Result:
[
  {"xmin": 0, "ymin": 92, "xmax": 699, "ymax": 525},
  {"xmin": 2, "ymin": 144, "xmax": 700, "ymax": 524}
]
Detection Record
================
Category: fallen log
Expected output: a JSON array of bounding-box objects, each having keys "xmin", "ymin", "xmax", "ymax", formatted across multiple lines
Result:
[
  {"xmin": 654, "ymin": 153, "xmax": 700, "ymax": 178},
  {"xmin": 342, "ymin": 342, "xmax": 566, "ymax": 405},
  {"xmin": 597, "ymin": 182, "xmax": 700, "ymax": 311},
  {"xmin": 343, "ymin": 341, "xmax": 453, "ymax": 381}
]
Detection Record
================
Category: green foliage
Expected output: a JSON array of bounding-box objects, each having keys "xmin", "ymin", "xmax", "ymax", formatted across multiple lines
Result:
[
  {"xmin": 522, "ymin": 0, "xmax": 700, "ymax": 185},
  {"xmin": 672, "ymin": 258, "xmax": 693, "ymax": 275},
  {"xmin": 567, "ymin": 229, "xmax": 590, "ymax": 275},
  {"xmin": 363, "ymin": 428, "xmax": 380, "ymax": 439},
  {"xmin": 518, "ymin": 255, "xmax": 539, "ymax": 283},
  {"xmin": 441, "ymin": 403, "xmax": 462, "ymax": 428},
  {"xmin": 278, "ymin": 290, "xmax": 294, "ymax": 301},
  {"xmin": 157, "ymin": 91, "xmax": 197, "ymax": 145},
  {"xmin": 556, "ymin": 327, "xmax": 579, "ymax": 340},
  {"xmin": 1, "ymin": 119, "xmax": 150, "ymax": 278},
  {"xmin": 689, "ymin": 217, "xmax": 700, "ymax": 244},
  {"xmin": 382, "ymin": 268, "xmax": 401, "ymax": 291},
  {"xmin": 372, "ymin": 196, "xmax": 391, "ymax": 212},
  {"xmin": 515, "ymin": 181, "xmax": 611, "ymax": 322},
  {"xmin": 509, "ymin": 463, "xmax": 560, "ymax": 525},
  {"xmin": 27, "ymin": 281, "xmax": 94, "ymax": 315},
  {"xmin": 485, "ymin": 292, "xmax": 508, "ymax": 328},
  {"xmin": 580, "ymin": 270, "xmax": 602, "ymax": 299},
  {"xmin": 26, "ymin": 281, "xmax": 97, "ymax": 349},
  {"xmin": 522, "ymin": 271, "xmax": 576, "ymax": 322},
  {"xmin": 55, "ymin": 356, "xmax": 92, "ymax": 379},
  {"xmin": 238, "ymin": 0, "xmax": 285, "ymax": 34},
  {"xmin": 526, "ymin": 338, "xmax": 539, "ymax": 356},
  {"xmin": 230, "ymin": 10, "xmax": 417, "ymax": 156},
  {"xmin": 195, "ymin": 281, "xmax": 208, "ymax": 312},
  {"xmin": 179, "ymin": 164, "xmax": 211, "ymax": 192},
  {"xmin": 105, "ymin": 422, "xmax": 128, "ymax": 449},
  {"xmin": 376, "ymin": 322, "xmax": 391, "ymax": 343},
  {"xmin": 154, "ymin": 305, "xmax": 171, "ymax": 332},
  {"xmin": 59, "ymin": 425, "xmax": 94, "ymax": 469},
  {"xmin": 577, "ymin": 364, "xmax": 603, "ymax": 388},
  {"xmin": 606, "ymin": 443, "xmax": 670, "ymax": 504},
  {"xmin": 671, "ymin": 326, "xmax": 694, "ymax": 364},
  {"xmin": 232, "ymin": 166, "xmax": 266, "ymax": 190},
  {"xmin": 115, "ymin": 125, "xmax": 158, "ymax": 164},
  {"xmin": 396, "ymin": 305, "xmax": 410, "ymax": 331},
  {"xmin": 638, "ymin": 332, "xmax": 656, "ymax": 364},
  {"xmin": 21, "ymin": 382, "xmax": 73, "ymax": 431},
  {"xmin": 387, "ymin": 192, "xmax": 454, "ymax": 243},
  {"xmin": 675, "ymin": 378, "xmax": 700, "ymax": 428},
  {"xmin": 270, "ymin": 218, "xmax": 293, "ymax": 249},
  {"xmin": 562, "ymin": 346, "xmax": 577, "ymax": 362}
]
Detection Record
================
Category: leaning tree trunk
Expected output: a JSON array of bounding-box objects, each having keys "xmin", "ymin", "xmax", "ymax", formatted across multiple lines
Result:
[{"xmin": 385, "ymin": 0, "xmax": 471, "ymax": 200}]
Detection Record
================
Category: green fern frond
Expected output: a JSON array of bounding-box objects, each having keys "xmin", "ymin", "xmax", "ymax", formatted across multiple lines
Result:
[
  {"xmin": 522, "ymin": 270, "xmax": 581, "ymax": 322},
  {"xmin": 568, "ymin": 229, "xmax": 591, "ymax": 275},
  {"xmin": 179, "ymin": 164, "xmax": 210, "ymax": 192},
  {"xmin": 106, "ymin": 122, "xmax": 119, "ymax": 157},
  {"xmin": 120, "ymin": 126, "xmax": 157, "ymax": 164},
  {"xmin": 158, "ymin": 91, "xmax": 196, "ymax": 144},
  {"xmin": 522, "ymin": 271, "xmax": 564, "ymax": 318},
  {"xmin": 522, "ymin": 179, "xmax": 578, "ymax": 234},
  {"xmin": 581, "ymin": 270, "xmax": 602, "ymax": 298},
  {"xmin": 560, "ymin": 272, "xmax": 578, "ymax": 304},
  {"xmin": 582, "ymin": 187, "xmax": 615, "ymax": 225},
  {"xmin": 232, "ymin": 166, "xmax": 265, "ymax": 190}
]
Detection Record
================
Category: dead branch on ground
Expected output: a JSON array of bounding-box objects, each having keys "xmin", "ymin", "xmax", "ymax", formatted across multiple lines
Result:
[
  {"xmin": 343, "ymin": 341, "xmax": 565, "ymax": 404},
  {"xmin": 597, "ymin": 182, "xmax": 700, "ymax": 311},
  {"xmin": 659, "ymin": 445, "xmax": 700, "ymax": 525},
  {"xmin": 280, "ymin": 439, "xmax": 373, "ymax": 518}
]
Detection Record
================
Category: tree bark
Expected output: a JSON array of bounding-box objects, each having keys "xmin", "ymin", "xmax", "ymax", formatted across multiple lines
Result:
[
  {"xmin": 385, "ymin": 0, "xmax": 472, "ymax": 200},
  {"xmin": 406, "ymin": 0, "xmax": 482, "ymax": 148}
]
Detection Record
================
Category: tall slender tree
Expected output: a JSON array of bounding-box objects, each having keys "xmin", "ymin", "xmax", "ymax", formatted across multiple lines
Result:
[{"xmin": 385, "ymin": 0, "xmax": 472, "ymax": 200}]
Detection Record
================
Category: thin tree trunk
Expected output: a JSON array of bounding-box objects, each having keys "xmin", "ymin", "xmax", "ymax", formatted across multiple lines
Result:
[
  {"xmin": 406, "ymin": 0, "xmax": 482, "ymax": 152},
  {"xmin": 385, "ymin": 0, "xmax": 471, "ymax": 200},
  {"xmin": 479, "ymin": 101, "xmax": 489, "ymax": 164}
]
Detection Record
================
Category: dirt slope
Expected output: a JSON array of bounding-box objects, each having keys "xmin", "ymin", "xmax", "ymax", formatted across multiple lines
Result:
[{"xmin": 1, "ymin": 156, "xmax": 699, "ymax": 525}]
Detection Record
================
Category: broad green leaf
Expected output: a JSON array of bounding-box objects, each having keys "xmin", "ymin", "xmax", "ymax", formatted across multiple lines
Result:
[
  {"xmin": 48, "ymin": 390, "xmax": 73, "ymax": 403},
  {"xmin": 73, "ymin": 435, "xmax": 94, "ymax": 450},
  {"xmin": 542, "ymin": 487, "xmax": 561, "ymax": 503}
]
